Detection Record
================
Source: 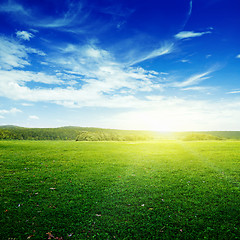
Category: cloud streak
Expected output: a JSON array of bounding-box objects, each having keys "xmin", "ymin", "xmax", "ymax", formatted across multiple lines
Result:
[
  {"xmin": 173, "ymin": 70, "xmax": 213, "ymax": 88},
  {"xmin": 34, "ymin": 6, "xmax": 84, "ymax": 29},
  {"xmin": 227, "ymin": 90, "xmax": 240, "ymax": 94},
  {"xmin": 129, "ymin": 43, "xmax": 174, "ymax": 65},
  {"xmin": 175, "ymin": 30, "xmax": 211, "ymax": 39},
  {"xmin": 188, "ymin": 1, "xmax": 193, "ymax": 17}
]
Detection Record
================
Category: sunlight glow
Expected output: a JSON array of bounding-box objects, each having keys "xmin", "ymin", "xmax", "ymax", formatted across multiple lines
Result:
[{"xmin": 115, "ymin": 111, "xmax": 194, "ymax": 132}]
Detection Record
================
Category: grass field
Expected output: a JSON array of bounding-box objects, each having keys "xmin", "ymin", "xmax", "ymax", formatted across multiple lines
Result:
[{"xmin": 1, "ymin": 140, "xmax": 239, "ymax": 239}]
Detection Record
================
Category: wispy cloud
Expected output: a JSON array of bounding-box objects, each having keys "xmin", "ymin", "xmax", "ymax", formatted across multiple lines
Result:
[
  {"xmin": 35, "ymin": 14, "xmax": 80, "ymax": 29},
  {"xmin": 0, "ymin": 36, "xmax": 45, "ymax": 70},
  {"xmin": 16, "ymin": 31, "xmax": 34, "ymax": 41},
  {"xmin": 54, "ymin": 43, "xmax": 162, "ymax": 94},
  {"xmin": 32, "ymin": 2, "xmax": 85, "ymax": 29},
  {"xmin": 0, "ymin": 39, "xmax": 162, "ymax": 108},
  {"xmin": 0, "ymin": 36, "xmax": 29, "ymax": 69},
  {"xmin": 130, "ymin": 43, "xmax": 174, "ymax": 65},
  {"xmin": 0, "ymin": 36, "xmax": 219, "ymax": 109},
  {"xmin": 227, "ymin": 90, "xmax": 240, "ymax": 94},
  {"xmin": 173, "ymin": 70, "xmax": 213, "ymax": 88},
  {"xmin": 22, "ymin": 103, "xmax": 33, "ymax": 106},
  {"xmin": 0, "ymin": 69, "xmax": 64, "ymax": 85},
  {"xmin": 0, "ymin": 1, "xmax": 29, "ymax": 15},
  {"xmin": 0, "ymin": 0, "xmax": 86, "ymax": 31},
  {"xmin": 181, "ymin": 86, "xmax": 212, "ymax": 91},
  {"xmin": 236, "ymin": 54, "xmax": 240, "ymax": 58},
  {"xmin": 29, "ymin": 115, "xmax": 39, "ymax": 120},
  {"xmin": 0, "ymin": 108, "xmax": 22, "ymax": 114},
  {"xmin": 188, "ymin": 1, "xmax": 193, "ymax": 17},
  {"xmin": 175, "ymin": 30, "xmax": 211, "ymax": 39},
  {"xmin": 180, "ymin": 0, "xmax": 193, "ymax": 30},
  {"xmin": 0, "ymin": 35, "xmax": 219, "ymax": 111},
  {"xmin": 26, "ymin": 47, "xmax": 46, "ymax": 56},
  {"xmin": 180, "ymin": 59, "xmax": 190, "ymax": 63}
]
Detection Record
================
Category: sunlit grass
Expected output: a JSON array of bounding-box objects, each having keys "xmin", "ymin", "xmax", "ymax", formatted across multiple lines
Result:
[{"xmin": 1, "ymin": 141, "xmax": 239, "ymax": 239}]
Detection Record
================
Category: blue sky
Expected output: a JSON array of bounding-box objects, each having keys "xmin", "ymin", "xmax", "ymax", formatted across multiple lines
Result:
[{"xmin": 0, "ymin": 0, "xmax": 239, "ymax": 131}]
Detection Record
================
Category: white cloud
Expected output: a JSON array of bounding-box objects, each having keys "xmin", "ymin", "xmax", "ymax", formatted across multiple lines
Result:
[
  {"xmin": 175, "ymin": 31, "xmax": 211, "ymax": 39},
  {"xmin": 29, "ymin": 115, "xmax": 39, "ymax": 120},
  {"xmin": 27, "ymin": 47, "xmax": 46, "ymax": 56},
  {"xmin": 0, "ymin": 67, "xmax": 156, "ymax": 108},
  {"xmin": 85, "ymin": 47, "xmax": 108, "ymax": 59},
  {"xmin": 0, "ymin": 36, "xmax": 173, "ymax": 108},
  {"xmin": 0, "ymin": 40, "xmax": 217, "ymax": 109},
  {"xmin": 16, "ymin": 31, "xmax": 34, "ymax": 41},
  {"xmin": 0, "ymin": 40, "xmax": 163, "ymax": 107},
  {"xmin": 0, "ymin": 36, "xmax": 29, "ymax": 69},
  {"xmin": 0, "ymin": 108, "xmax": 22, "ymax": 114},
  {"xmin": 51, "ymin": 44, "xmax": 162, "ymax": 94},
  {"xmin": 0, "ymin": 38, "xmax": 219, "ymax": 112},
  {"xmin": 0, "ymin": 69, "xmax": 64, "ymax": 86},
  {"xmin": 0, "ymin": 36, "xmax": 45, "ymax": 70},
  {"xmin": 236, "ymin": 54, "xmax": 240, "ymax": 59},
  {"xmin": 22, "ymin": 103, "xmax": 33, "ymax": 106}
]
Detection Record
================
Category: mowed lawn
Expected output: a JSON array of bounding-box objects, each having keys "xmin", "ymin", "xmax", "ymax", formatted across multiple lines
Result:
[{"xmin": 0, "ymin": 141, "xmax": 239, "ymax": 239}]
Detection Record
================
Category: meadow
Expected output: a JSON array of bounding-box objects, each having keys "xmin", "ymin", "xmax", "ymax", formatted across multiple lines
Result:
[{"xmin": 1, "ymin": 140, "xmax": 239, "ymax": 239}]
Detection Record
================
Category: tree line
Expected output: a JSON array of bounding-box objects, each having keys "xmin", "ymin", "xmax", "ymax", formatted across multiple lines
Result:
[
  {"xmin": 181, "ymin": 133, "xmax": 224, "ymax": 141},
  {"xmin": 75, "ymin": 131, "xmax": 152, "ymax": 141}
]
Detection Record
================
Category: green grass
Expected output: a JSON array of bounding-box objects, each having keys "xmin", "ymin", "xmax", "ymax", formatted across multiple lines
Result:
[{"xmin": 1, "ymin": 140, "xmax": 239, "ymax": 239}]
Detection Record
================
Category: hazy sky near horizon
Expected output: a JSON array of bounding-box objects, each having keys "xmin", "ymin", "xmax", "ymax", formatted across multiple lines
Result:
[{"xmin": 0, "ymin": 0, "xmax": 239, "ymax": 131}]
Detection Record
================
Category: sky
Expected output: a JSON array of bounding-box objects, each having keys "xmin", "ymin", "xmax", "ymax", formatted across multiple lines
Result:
[{"xmin": 0, "ymin": 0, "xmax": 239, "ymax": 131}]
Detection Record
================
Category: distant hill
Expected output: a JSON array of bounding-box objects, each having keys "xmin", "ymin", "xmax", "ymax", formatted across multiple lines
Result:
[
  {"xmin": 205, "ymin": 131, "xmax": 240, "ymax": 139},
  {"xmin": 0, "ymin": 125, "xmax": 240, "ymax": 141},
  {"xmin": 0, "ymin": 125, "xmax": 23, "ymax": 129},
  {"xmin": 175, "ymin": 131, "xmax": 240, "ymax": 140},
  {"xmin": 0, "ymin": 126, "xmax": 154, "ymax": 141}
]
